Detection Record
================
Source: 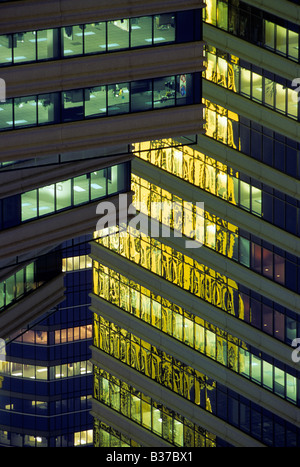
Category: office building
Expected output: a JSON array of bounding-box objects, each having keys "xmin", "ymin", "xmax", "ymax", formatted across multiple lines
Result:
[
  {"xmin": 90, "ymin": 0, "xmax": 300, "ymax": 448},
  {"xmin": 0, "ymin": 0, "xmax": 204, "ymax": 446}
]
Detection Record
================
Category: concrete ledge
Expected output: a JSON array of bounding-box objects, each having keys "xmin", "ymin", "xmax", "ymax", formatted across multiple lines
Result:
[
  {"xmin": 242, "ymin": 0, "xmax": 300, "ymax": 24},
  {"xmin": 91, "ymin": 401, "xmax": 173, "ymax": 447},
  {"xmin": 0, "ymin": 273, "xmax": 65, "ymax": 340},
  {"xmin": 0, "ymin": 0, "xmax": 205, "ymax": 34},
  {"xmin": 0, "ymin": 191, "xmax": 133, "ymax": 262},
  {"xmin": 196, "ymin": 134, "xmax": 300, "ymax": 200},
  {"xmin": 90, "ymin": 241, "xmax": 300, "ymax": 367},
  {"xmin": 0, "ymin": 105, "xmax": 205, "ymax": 161},
  {"xmin": 90, "ymin": 293, "xmax": 300, "ymax": 427},
  {"xmin": 132, "ymin": 157, "xmax": 300, "ymax": 257},
  {"xmin": 203, "ymin": 23, "xmax": 300, "ymax": 83},
  {"xmin": 2, "ymin": 42, "xmax": 205, "ymax": 98},
  {"xmin": 203, "ymin": 80, "xmax": 300, "ymax": 143},
  {"xmin": 91, "ymin": 345, "xmax": 265, "ymax": 447},
  {"xmin": 0, "ymin": 153, "xmax": 133, "ymax": 199}
]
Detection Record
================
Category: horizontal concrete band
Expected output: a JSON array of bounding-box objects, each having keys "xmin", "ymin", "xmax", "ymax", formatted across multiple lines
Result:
[
  {"xmin": 89, "ymin": 241, "xmax": 299, "ymax": 371},
  {"xmin": 132, "ymin": 158, "xmax": 300, "ymax": 258},
  {"xmin": 242, "ymin": 0, "xmax": 300, "ymax": 24},
  {"xmin": 91, "ymin": 402, "xmax": 173, "ymax": 447},
  {"xmin": 91, "ymin": 345, "xmax": 265, "ymax": 447},
  {"xmin": 203, "ymin": 23, "xmax": 300, "ymax": 83},
  {"xmin": 0, "ymin": 0, "xmax": 205, "ymax": 34},
  {"xmin": 0, "ymin": 105, "xmax": 205, "ymax": 161},
  {"xmin": 195, "ymin": 134, "xmax": 300, "ymax": 201},
  {"xmin": 0, "ymin": 191, "xmax": 133, "ymax": 263},
  {"xmin": 0, "ymin": 153, "xmax": 133, "ymax": 199},
  {"xmin": 0, "ymin": 273, "xmax": 65, "ymax": 340},
  {"xmin": 203, "ymin": 80, "xmax": 300, "ymax": 143},
  {"xmin": 90, "ymin": 294, "xmax": 300, "ymax": 427},
  {"xmin": 92, "ymin": 207, "xmax": 300, "ymax": 313},
  {"xmin": 2, "ymin": 42, "xmax": 205, "ymax": 98}
]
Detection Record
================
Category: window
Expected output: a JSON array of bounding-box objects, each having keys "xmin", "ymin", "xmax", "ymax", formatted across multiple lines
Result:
[
  {"xmin": 14, "ymin": 95, "xmax": 37, "ymax": 127},
  {"xmin": 107, "ymin": 83, "xmax": 130, "ymax": 115},
  {"xmin": 62, "ymin": 89, "xmax": 84, "ymax": 122},
  {"xmin": 73, "ymin": 174, "xmax": 89, "ymax": 205},
  {"xmin": 38, "ymin": 93, "xmax": 60, "ymax": 125},
  {"xmin": 56, "ymin": 179, "xmax": 72, "ymax": 211},
  {"xmin": 62, "ymin": 25, "xmax": 83, "ymax": 56},
  {"xmin": 84, "ymin": 22, "xmax": 106, "ymax": 54},
  {"xmin": 37, "ymin": 29, "xmax": 60, "ymax": 60},
  {"xmin": 108, "ymin": 20, "xmax": 129, "ymax": 50},
  {"xmin": 130, "ymin": 17, "xmax": 152, "ymax": 47},
  {"xmin": 154, "ymin": 14, "xmax": 175, "ymax": 43},
  {"xmin": 153, "ymin": 76, "xmax": 175, "ymax": 108},
  {"xmin": 84, "ymin": 86, "xmax": 107, "ymax": 118},
  {"xmin": 13, "ymin": 31, "xmax": 36, "ymax": 63},
  {"xmin": 131, "ymin": 80, "xmax": 153, "ymax": 112}
]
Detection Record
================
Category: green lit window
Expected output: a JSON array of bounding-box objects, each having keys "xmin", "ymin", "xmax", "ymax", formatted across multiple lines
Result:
[
  {"xmin": 62, "ymin": 25, "xmax": 84, "ymax": 56},
  {"xmin": 84, "ymin": 22, "xmax": 106, "ymax": 54},
  {"xmin": 38, "ymin": 184, "xmax": 55, "ymax": 216}
]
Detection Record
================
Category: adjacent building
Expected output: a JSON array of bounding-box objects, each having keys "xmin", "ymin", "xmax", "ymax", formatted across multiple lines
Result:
[
  {"xmin": 0, "ymin": 0, "xmax": 204, "ymax": 446},
  {"xmin": 90, "ymin": 0, "xmax": 300, "ymax": 448}
]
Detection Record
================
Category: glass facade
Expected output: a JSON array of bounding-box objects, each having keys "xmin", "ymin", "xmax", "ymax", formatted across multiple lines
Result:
[
  {"xmin": 0, "ymin": 10, "xmax": 202, "ymax": 66},
  {"xmin": 128, "ymin": 173, "xmax": 299, "ymax": 292},
  {"xmin": 204, "ymin": 45, "xmax": 299, "ymax": 120},
  {"xmin": 133, "ymin": 139, "xmax": 300, "ymax": 236},
  {"xmin": 94, "ymin": 367, "xmax": 228, "ymax": 447},
  {"xmin": 203, "ymin": 0, "xmax": 300, "ymax": 62},
  {"xmin": 0, "ymin": 237, "xmax": 94, "ymax": 447},
  {"xmin": 0, "ymin": 162, "xmax": 130, "ymax": 229},
  {"xmin": 93, "ymin": 316, "xmax": 299, "ymax": 447},
  {"xmin": 0, "ymin": 73, "xmax": 200, "ymax": 131},
  {"xmin": 93, "ymin": 262, "xmax": 299, "ymax": 404},
  {"xmin": 204, "ymin": 99, "xmax": 300, "ymax": 180}
]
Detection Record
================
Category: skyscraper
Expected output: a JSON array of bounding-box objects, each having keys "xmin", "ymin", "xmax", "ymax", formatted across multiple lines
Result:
[
  {"xmin": 0, "ymin": 0, "xmax": 204, "ymax": 447},
  {"xmin": 90, "ymin": 0, "xmax": 300, "ymax": 448}
]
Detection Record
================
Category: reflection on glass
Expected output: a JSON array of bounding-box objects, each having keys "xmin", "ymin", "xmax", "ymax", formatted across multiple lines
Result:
[
  {"xmin": 38, "ymin": 93, "xmax": 59, "ymax": 124},
  {"xmin": 276, "ymin": 25, "xmax": 287, "ymax": 55},
  {"xmin": 240, "ymin": 68, "xmax": 251, "ymax": 97},
  {"xmin": 0, "ymin": 34, "xmax": 13, "ymax": 64},
  {"xmin": 14, "ymin": 95, "xmax": 37, "ymax": 127},
  {"xmin": 108, "ymin": 20, "xmax": 129, "ymax": 50},
  {"xmin": 0, "ymin": 98, "xmax": 13, "ymax": 130},
  {"xmin": 130, "ymin": 17, "xmax": 152, "ymax": 47},
  {"xmin": 154, "ymin": 14, "xmax": 175, "ymax": 43},
  {"xmin": 84, "ymin": 86, "xmax": 107, "ymax": 118},
  {"xmin": 84, "ymin": 22, "xmax": 106, "ymax": 54},
  {"xmin": 73, "ymin": 174, "xmax": 89, "ymax": 205},
  {"xmin": 264, "ymin": 78, "xmax": 275, "ymax": 107},
  {"xmin": 21, "ymin": 190, "xmax": 37, "ymax": 221},
  {"xmin": 131, "ymin": 80, "xmax": 153, "ymax": 112},
  {"xmin": 14, "ymin": 31, "xmax": 36, "ymax": 62},
  {"xmin": 252, "ymin": 73, "xmax": 262, "ymax": 103},
  {"xmin": 62, "ymin": 25, "xmax": 83, "ymax": 56},
  {"xmin": 288, "ymin": 30, "xmax": 299, "ymax": 61},
  {"xmin": 38, "ymin": 185, "xmax": 55, "ymax": 215},
  {"xmin": 265, "ymin": 21, "xmax": 275, "ymax": 50},
  {"xmin": 56, "ymin": 179, "xmax": 71, "ymax": 210},
  {"xmin": 37, "ymin": 29, "xmax": 60, "ymax": 60},
  {"xmin": 62, "ymin": 89, "xmax": 84, "ymax": 122},
  {"xmin": 153, "ymin": 76, "xmax": 175, "ymax": 108},
  {"xmin": 91, "ymin": 170, "xmax": 106, "ymax": 200},
  {"xmin": 107, "ymin": 82, "xmax": 130, "ymax": 115}
]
